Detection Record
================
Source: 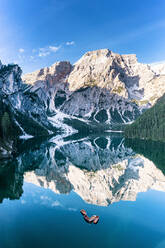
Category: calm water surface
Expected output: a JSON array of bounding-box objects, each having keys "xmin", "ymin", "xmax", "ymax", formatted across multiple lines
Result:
[{"xmin": 0, "ymin": 134, "xmax": 165, "ymax": 248}]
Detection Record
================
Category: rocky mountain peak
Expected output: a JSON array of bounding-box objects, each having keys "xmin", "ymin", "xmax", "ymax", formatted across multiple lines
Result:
[
  {"xmin": 22, "ymin": 49, "xmax": 165, "ymax": 105},
  {"xmin": 67, "ymin": 49, "xmax": 155, "ymax": 100},
  {"xmin": 78, "ymin": 48, "xmax": 112, "ymax": 60}
]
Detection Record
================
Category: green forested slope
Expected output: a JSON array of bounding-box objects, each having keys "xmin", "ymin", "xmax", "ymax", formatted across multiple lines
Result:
[{"xmin": 125, "ymin": 94, "xmax": 165, "ymax": 142}]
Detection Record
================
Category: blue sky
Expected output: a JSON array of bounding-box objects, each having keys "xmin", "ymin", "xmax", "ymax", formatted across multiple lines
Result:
[{"xmin": 0, "ymin": 0, "xmax": 165, "ymax": 73}]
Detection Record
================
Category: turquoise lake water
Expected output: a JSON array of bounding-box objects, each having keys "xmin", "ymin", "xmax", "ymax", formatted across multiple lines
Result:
[{"xmin": 0, "ymin": 134, "xmax": 165, "ymax": 248}]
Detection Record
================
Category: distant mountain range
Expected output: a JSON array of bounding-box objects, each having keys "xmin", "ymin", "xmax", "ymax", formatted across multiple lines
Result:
[{"xmin": 0, "ymin": 49, "xmax": 165, "ymax": 157}]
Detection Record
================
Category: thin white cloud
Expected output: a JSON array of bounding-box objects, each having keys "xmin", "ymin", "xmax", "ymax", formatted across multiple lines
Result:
[
  {"xmin": 16, "ymin": 42, "xmax": 70, "ymax": 62},
  {"xmin": 49, "ymin": 45, "xmax": 61, "ymax": 52},
  {"xmin": 66, "ymin": 41, "xmax": 75, "ymax": 46},
  {"xmin": 19, "ymin": 48, "xmax": 25, "ymax": 53},
  {"xmin": 38, "ymin": 51, "xmax": 50, "ymax": 57},
  {"xmin": 38, "ymin": 45, "xmax": 61, "ymax": 57},
  {"xmin": 38, "ymin": 47, "xmax": 50, "ymax": 57}
]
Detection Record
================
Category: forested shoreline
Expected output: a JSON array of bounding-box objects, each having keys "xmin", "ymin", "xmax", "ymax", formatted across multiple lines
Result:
[{"xmin": 125, "ymin": 94, "xmax": 165, "ymax": 142}]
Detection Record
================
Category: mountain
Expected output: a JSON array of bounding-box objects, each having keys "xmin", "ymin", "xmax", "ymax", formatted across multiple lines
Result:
[
  {"xmin": 1, "ymin": 49, "xmax": 165, "ymax": 157},
  {"xmin": 22, "ymin": 49, "xmax": 165, "ymax": 133},
  {"xmin": 23, "ymin": 54, "xmax": 142, "ymax": 130},
  {"xmin": 23, "ymin": 49, "xmax": 165, "ymax": 105},
  {"xmin": 125, "ymin": 94, "xmax": 165, "ymax": 141}
]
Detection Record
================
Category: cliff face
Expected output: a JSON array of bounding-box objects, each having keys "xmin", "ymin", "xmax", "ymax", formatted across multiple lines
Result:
[{"xmin": 68, "ymin": 50, "xmax": 154, "ymax": 98}]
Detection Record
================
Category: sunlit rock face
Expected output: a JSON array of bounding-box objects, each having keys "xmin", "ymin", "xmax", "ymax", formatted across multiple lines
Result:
[
  {"xmin": 23, "ymin": 49, "xmax": 165, "ymax": 105},
  {"xmin": 67, "ymin": 49, "xmax": 165, "ymax": 105},
  {"xmin": 22, "ymin": 135, "xmax": 165, "ymax": 206},
  {"xmin": 68, "ymin": 50, "xmax": 152, "ymax": 97}
]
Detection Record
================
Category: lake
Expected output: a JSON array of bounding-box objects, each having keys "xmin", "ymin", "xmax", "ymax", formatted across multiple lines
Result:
[{"xmin": 0, "ymin": 134, "xmax": 165, "ymax": 248}]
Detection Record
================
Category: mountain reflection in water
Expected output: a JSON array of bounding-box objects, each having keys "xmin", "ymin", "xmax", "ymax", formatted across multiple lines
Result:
[{"xmin": 0, "ymin": 134, "xmax": 165, "ymax": 206}]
